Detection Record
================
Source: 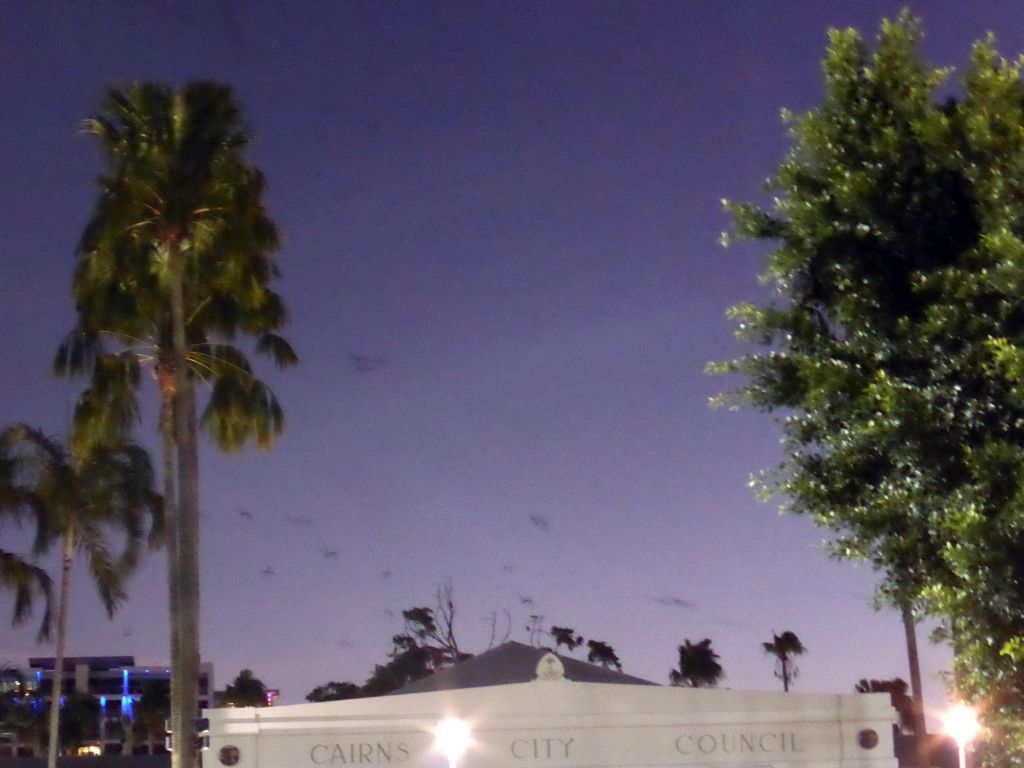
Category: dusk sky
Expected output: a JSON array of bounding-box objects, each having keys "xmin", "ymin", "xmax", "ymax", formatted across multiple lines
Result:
[{"xmin": 3, "ymin": 0, "xmax": 1022, "ymax": 722}]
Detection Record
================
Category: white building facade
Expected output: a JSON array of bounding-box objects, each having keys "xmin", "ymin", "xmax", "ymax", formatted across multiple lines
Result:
[{"xmin": 206, "ymin": 643, "xmax": 897, "ymax": 768}]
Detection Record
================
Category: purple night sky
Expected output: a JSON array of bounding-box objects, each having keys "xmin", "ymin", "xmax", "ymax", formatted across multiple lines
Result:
[{"xmin": 2, "ymin": 0, "xmax": 1020, "ymax": 722}]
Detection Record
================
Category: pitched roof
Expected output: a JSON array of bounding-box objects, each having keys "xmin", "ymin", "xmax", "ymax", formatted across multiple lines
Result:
[{"xmin": 389, "ymin": 641, "xmax": 657, "ymax": 695}]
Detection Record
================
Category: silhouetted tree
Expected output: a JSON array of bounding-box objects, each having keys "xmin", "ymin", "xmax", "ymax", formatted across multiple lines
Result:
[
  {"xmin": 1, "ymin": 693, "xmax": 47, "ymax": 755},
  {"xmin": 763, "ymin": 631, "xmax": 805, "ymax": 692},
  {"xmin": 361, "ymin": 586, "xmax": 474, "ymax": 696},
  {"xmin": 56, "ymin": 694, "xmax": 99, "ymax": 754},
  {"xmin": 134, "ymin": 680, "xmax": 170, "ymax": 753},
  {"xmin": 306, "ymin": 682, "xmax": 362, "ymax": 703},
  {"xmin": 586, "ymin": 640, "xmax": 622, "ymax": 671},
  {"xmin": 361, "ymin": 639, "xmax": 432, "ymax": 697},
  {"xmin": 550, "ymin": 627, "xmax": 584, "ymax": 653},
  {"xmin": 670, "ymin": 639, "xmax": 724, "ymax": 688},
  {"xmin": 223, "ymin": 669, "xmax": 269, "ymax": 708}
]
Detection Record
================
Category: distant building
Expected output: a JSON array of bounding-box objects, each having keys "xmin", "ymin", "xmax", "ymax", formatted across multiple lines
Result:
[{"xmin": 25, "ymin": 656, "xmax": 213, "ymax": 754}]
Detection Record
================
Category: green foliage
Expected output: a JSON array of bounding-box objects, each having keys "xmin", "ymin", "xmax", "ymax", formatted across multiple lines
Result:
[
  {"xmin": 58, "ymin": 81, "xmax": 297, "ymax": 455},
  {"xmin": 0, "ymin": 425, "xmax": 161, "ymax": 618},
  {"xmin": 670, "ymin": 638, "xmax": 724, "ymax": 688},
  {"xmin": 64, "ymin": 81, "xmax": 296, "ymax": 768},
  {"xmin": 715, "ymin": 11, "xmax": 1024, "ymax": 763}
]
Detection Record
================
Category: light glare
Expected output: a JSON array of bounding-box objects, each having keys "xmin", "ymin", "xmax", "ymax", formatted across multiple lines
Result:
[
  {"xmin": 944, "ymin": 704, "xmax": 980, "ymax": 746},
  {"xmin": 435, "ymin": 718, "xmax": 471, "ymax": 762}
]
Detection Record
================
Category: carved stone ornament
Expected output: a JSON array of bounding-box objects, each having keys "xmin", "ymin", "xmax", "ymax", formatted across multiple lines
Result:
[
  {"xmin": 857, "ymin": 729, "xmax": 879, "ymax": 750},
  {"xmin": 535, "ymin": 652, "xmax": 565, "ymax": 682}
]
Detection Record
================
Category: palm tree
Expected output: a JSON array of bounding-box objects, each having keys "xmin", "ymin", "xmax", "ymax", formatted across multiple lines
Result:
[
  {"xmin": 59, "ymin": 81, "xmax": 295, "ymax": 768},
  {"xmin": 763, "ymin": 631, "xmax": 806, "ymax": 692},
  {"xmin": 670, "ymin": 638, "xmax": 724, "ymax": 688},
  {"xmin": 0, "ymin": 424, "xmax": 160, "ymax": 768},
  {"xmin": 898, "ymin": 600, "xmax": 929, "ymax": 767}
]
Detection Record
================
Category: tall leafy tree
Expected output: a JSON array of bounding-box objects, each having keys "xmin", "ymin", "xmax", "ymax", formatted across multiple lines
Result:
[
  {"xmin": 762, "ymin": 631, "xmax": 805, "ymax": 692},
  {"xmin": 713, "ymin": 13, "xmax": 1024, "ymax": 764},
  {"xmin": 0, "ymin": 425, "xmax": 160, "ymax": 768},
  {"xmin": 670, "ymin": 638, "xmax": 724, "ymax": 688},
  {"xmin": 59, "ymin": 81, "xmax": 295, "ymax": 768}
]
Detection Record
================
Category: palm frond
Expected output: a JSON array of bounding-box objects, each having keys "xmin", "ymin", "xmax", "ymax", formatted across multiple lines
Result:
[
  {"xmin": 0, "ymin": 550, "xmax": 53, "ymax": 641},
  {"xmin": 256, "ymin": 333, "xmax": 298, "ymax": 368},
  {"xmin": 79, "ymin": 527, "xmax": 128, "ymax": 619},
  {"xmin": 54, "ymin": 330, "xmax": 104, "ymax": 377},
  {"xmin": 201, "ymin": 374, "xmax": 284, "ymax": 452}
]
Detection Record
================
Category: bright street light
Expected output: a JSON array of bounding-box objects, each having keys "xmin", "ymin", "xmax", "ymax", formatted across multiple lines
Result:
[
  {"xmin": 435, "ymin": 718, "xmax": 471, "ymax": 768},
  {"xmin": 944, "ymin": 704, "xmax": 980, "ymax": 768}
]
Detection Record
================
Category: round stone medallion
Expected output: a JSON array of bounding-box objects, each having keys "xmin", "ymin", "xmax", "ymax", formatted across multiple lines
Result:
[
  {"xmin": 219, "ymin": 745, "xmax": 241, "ymax": 765},
  {"xmin": 858, "ymin": 729, "xmax": 879, "ymax": 749}
]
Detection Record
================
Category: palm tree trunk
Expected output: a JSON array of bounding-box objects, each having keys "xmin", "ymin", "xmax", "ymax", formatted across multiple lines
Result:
[
  {"xmin": 902, "ymin": 601, "xmax": 929, "ymax": 766},
  {"xmin": 168, "ymin": 238, "xmax": 200, "ymax": 768},
  {"xmin": 177, "ymin": 382, "xmax": 201, "ymax": 768},
  {"xmin": 47, "ymin": 530, "xmax": 75, "ymax": 768},
  {"xmin": 158, "ymin": 383, "xmax": 183, "ymax": 768}
]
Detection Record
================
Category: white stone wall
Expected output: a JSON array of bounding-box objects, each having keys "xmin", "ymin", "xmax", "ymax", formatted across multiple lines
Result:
[{"xmin": 206, "ymin": 680, "xmax": 898, "ymax": 768}]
